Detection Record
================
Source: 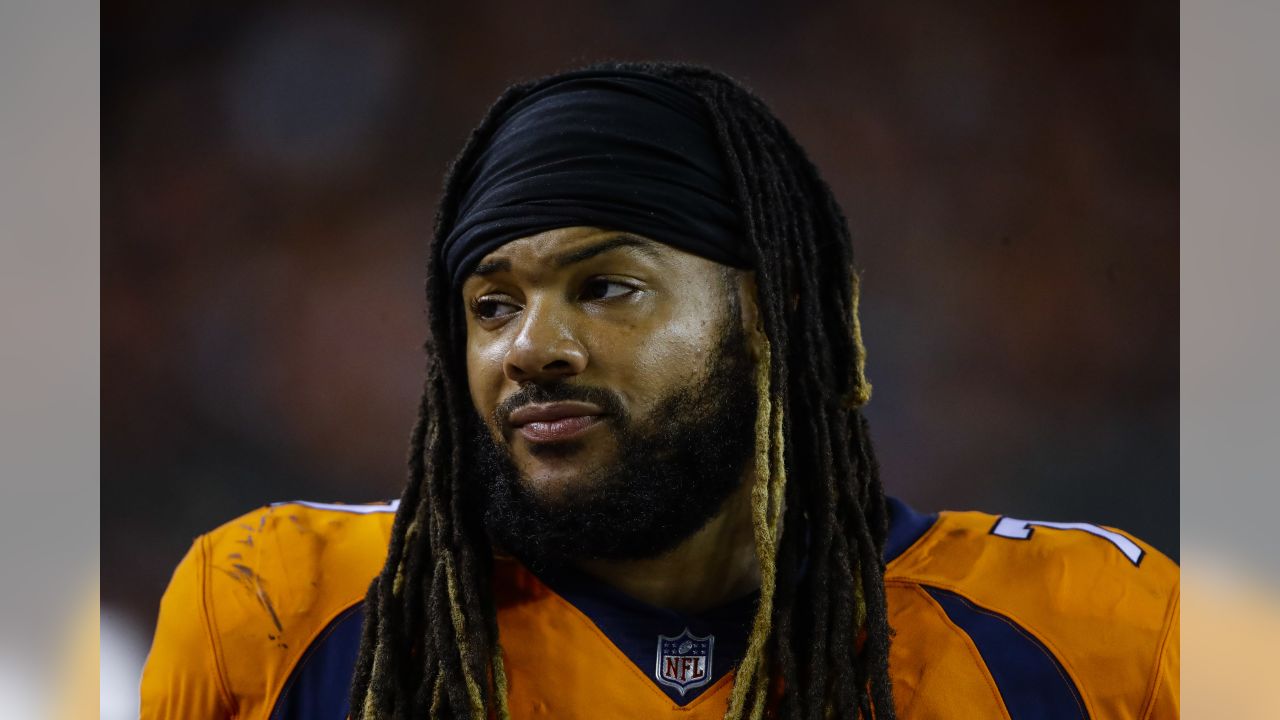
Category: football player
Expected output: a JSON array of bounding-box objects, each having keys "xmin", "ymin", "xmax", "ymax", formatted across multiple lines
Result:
[{"xmin": 141, "ymin": 63, "xmax": 1178, "ymax": 719}]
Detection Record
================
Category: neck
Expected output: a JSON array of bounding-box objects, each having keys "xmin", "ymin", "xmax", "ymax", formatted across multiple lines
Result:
[{"xmin": 575, "ymin": 475, "xmax": 760, "ymax": 615}]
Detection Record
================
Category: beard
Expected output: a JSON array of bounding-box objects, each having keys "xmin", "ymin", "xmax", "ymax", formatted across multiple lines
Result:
[{"xmin": 470, "ymin": 314, "xmax": 757, "ymax": 572}]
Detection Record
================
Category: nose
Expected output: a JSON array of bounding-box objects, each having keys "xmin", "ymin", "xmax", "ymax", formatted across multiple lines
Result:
[{"xmin": 503, "ymin": 303, "xmax": 588, "ymax": 384}]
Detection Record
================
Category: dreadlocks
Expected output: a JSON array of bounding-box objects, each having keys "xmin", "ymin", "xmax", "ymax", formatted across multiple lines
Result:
[{"xmin": 348, "ymin": 61, "xmax": 894, "ymax": 720}]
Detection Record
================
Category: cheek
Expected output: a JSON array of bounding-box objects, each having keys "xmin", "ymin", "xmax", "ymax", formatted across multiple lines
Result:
[
  {"xmin": 466, "ymin": 334, "xmax": 508, "ymax": 420},
  {"xmin": 604, "ymin": 304, "xmax": 724, "ymax": 406}
]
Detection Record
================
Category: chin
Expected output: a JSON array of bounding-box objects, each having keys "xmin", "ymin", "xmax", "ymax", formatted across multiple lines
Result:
[{"xmin": 511, "ymin": 441, "xmax": 611, "ymax": 503}]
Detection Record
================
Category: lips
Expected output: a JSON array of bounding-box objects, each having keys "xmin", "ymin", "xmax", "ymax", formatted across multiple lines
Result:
[{"xmin": 507, "ymin": 401, "xmax": 606, "ymax": 444}]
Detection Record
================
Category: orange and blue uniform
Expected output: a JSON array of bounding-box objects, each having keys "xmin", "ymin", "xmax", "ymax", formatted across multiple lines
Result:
[{"xmin": 140, "ymin": 498, "xmax": 1178, "ymax": 719}]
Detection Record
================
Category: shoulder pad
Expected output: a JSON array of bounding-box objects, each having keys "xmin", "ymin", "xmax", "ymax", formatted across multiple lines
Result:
[
  {"xmin": 886, "ymin": 507, "xmax": 1178, "ymax": 718},
  {"xmin": 197, "ymin": 500, "xmax": 396, "ymax": 707}
]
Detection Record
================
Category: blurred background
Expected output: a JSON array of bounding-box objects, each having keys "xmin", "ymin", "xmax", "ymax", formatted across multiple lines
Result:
[{"xmin": 102, "ymin": 1, "xmax": 1176, "ymax": 716}]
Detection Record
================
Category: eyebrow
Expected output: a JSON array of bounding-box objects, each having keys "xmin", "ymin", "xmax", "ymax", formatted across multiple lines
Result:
[
  {"xmin": 471, "ymin": 258, "xmax": 510, "ymax": 277},
  {"xmin": 468, "ymin": 234, "xmax": 660, "ymax": 279},
  {"xmin": 553, "ymin": 234, "xmax": 661, "ymax": 267}
]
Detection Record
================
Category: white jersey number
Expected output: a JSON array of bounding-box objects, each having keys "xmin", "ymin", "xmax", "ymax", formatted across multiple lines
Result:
[{"xmin": 990, "ymin": 517, "xmax": 1144, "ymax": 566}]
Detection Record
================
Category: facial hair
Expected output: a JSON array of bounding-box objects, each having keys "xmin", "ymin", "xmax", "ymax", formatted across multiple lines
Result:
[{"xmin": 471, "ymin": 314, "xmax": 757, "ymax": 572}]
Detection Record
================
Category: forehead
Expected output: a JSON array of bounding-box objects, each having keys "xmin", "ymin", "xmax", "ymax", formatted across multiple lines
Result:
[
  {"xmin": 463, "ymin": 225, "xmax": 699, "ymax": 286},
  {"xmin": 482, "ymin": 227, "xmax": 644, "ymax": 267}
]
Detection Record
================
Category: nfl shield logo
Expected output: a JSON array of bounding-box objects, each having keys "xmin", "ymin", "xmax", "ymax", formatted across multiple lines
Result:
[{"xmin": 654, "ymin": 628, "xmax": 715, "ymax": 695}]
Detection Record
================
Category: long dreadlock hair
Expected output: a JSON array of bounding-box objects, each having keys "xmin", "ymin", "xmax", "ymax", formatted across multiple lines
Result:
[{"xmin": 349, "ymin": 61, "xmax": 894, "ymax": 720}]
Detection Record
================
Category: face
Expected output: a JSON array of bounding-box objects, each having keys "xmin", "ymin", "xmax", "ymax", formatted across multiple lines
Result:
[{"xmin": 460, "ymin": 226, "xmax": 757, "ymax": 566}]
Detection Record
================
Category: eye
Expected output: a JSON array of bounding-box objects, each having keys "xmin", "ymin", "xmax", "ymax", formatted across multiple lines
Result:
[
  {"xmin": 471, "ymin": 295, "xmax": 521, "ymax": 321},
  {"xmin": 579, "ymin": 278, "xmax": 638, "ymax": 302}
]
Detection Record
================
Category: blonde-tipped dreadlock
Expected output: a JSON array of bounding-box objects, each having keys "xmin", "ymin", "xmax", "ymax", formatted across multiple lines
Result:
[
  {"xmin": 847, "ymin": 273, "xmax": 873, "ymax": 410},
  {"xmin": 350, "ymin": 61, "xmax": 894, "ymax": 720},
  {"xmin": 724, "ymin": 328, "xmax": 785, "ymax": 720}
]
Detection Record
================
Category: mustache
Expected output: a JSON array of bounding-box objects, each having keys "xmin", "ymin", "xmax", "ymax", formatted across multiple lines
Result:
[{"xmin": 493, "ymin": 382, "xmax": 629, "ymax": 428}]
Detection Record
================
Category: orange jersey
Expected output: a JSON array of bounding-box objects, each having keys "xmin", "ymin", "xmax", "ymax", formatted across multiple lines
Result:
[{"xmin": 140, "ymin": 498, "xmax": 1178, "ymax": 719}]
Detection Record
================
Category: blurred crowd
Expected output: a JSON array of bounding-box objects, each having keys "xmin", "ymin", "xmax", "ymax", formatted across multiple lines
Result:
[{"xmin": 103, "ymin": 1, "xmax": 1176, "ymax": 711}]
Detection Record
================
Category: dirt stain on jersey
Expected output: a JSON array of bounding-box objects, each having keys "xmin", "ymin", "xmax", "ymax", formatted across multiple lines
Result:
[
  {"xmin": 215, "ymin": 509, "xmax": 290, "ymax": 647},
  {"xmin": 287, "ymin": 514, "xmax": 312, "ymax": 534},
  {"xmin": 220, "ymin": 562, "xmax": 285, "ymax": 634}
]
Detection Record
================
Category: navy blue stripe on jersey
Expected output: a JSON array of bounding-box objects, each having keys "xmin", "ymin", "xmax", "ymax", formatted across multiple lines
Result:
[
  {"xmin": 884, "ymin": 496, "xmax": 938, "ymax": 564},
  {"xmin": 270, "ymin": 604, "xmax": 364, "ymax": 720},
  {"xmin": 923, "ymin": 586, "xmax": 1089, "ymax": 720}
]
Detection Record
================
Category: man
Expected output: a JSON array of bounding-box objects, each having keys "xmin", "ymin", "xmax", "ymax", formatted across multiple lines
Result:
[{"xmin": 141, "ymin": 63, "xmax": 1178, "ymax": 719}]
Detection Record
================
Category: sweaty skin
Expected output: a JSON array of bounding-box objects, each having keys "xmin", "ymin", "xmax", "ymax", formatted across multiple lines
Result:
[{"xmin": 462, "ymin": 226, "xmax": 761, "ymax": 613}]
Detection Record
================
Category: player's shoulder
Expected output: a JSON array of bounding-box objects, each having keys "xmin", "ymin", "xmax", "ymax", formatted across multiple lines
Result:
[
  {"xmin": 884, "ymin": 496, "xmax": 1178, "ymax": 609},
  {"xmin": 144, "ymin": 500, "xmax": 399, "ymax": 718},
  {"xmin": 189, "ymin": 501, "xmax": 394, "ymax": 689},
  {"xmin": 883, "ymin": 496, "xmax": 1178, "ymax": 717},
  {"xmin": 194, "ymin": 498, "xmax": 398, "ymax": 623}
]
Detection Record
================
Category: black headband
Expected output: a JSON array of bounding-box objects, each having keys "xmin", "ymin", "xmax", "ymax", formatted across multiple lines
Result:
[{"xmin": 441, "ymin": 69, "xmax": 749, "ymax": 287}]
